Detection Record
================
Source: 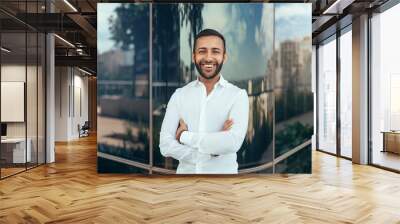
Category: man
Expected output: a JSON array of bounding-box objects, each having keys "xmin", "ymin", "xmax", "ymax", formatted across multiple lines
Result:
[{"xmin": 159, "ymin": 29, "xmax": 249, "ymax": 174}]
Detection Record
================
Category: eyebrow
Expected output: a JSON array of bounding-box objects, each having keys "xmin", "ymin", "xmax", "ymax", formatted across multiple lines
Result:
[{"xmin": 197, "ymin": 47, "xmax": 222, "ymax": 51}]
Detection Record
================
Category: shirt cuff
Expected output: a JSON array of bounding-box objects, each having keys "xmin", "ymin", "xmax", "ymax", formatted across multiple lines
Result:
[{"xmin": 180, "ymin": 131, "xmax": 194, "ymax": 146}]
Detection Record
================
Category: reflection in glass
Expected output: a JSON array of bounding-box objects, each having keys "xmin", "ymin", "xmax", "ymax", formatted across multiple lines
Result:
[
  {"xmin": 97, "ymin": 3, "xmax": 312, "ymax": 174},
  {"xmin": 317, "ymin": 37, "xmax": 337, "ymax": 154},
  {"xmin": 274, "ymin": 4, "xmax": 313, "ymax": 160},
  {"xmin": 97, "ymin": 3, "xmax": 150, "ymax": 172},
  {"xmin": 275, "ymin": 145, "xmax": 311, "ymax": 173},
  {"xmin": 97, "ymin": 157, "xmax": 148, "ymax": 174},
  {"xmin": 151, "ymin": 4, "xmax": 204, "ymax": 169},
  {"xmin": 253, "ymin": 167, "xmax": 273, "ymax": 174}
]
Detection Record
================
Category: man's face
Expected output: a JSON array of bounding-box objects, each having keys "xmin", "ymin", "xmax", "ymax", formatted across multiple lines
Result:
[{"xmin": 193, "ymin": 35, "xmax": 227, "ymax": 80}]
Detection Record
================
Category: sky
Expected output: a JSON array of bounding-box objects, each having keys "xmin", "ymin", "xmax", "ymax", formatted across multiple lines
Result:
[
  {"xmin": 97, "ymin": 3, "xmax": 119, "ymax": 54},
  {"xmin": 275, "ymin": 4, "xmax": 311, "ymax": 43}
]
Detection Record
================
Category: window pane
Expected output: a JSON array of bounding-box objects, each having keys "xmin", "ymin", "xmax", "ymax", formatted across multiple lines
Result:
[
  {"xmin": 151, "ymin": 3, "xmax": 191, "ymax": 170},
  {"xmin": 1, "ymin": 1, "xmax": 46, "ymax": 178},
  {"xmin": 317, "ymin": 37, "xmax": 337, "ymax": 154},
  {"xmin": 371, "ymin": 5, "xmax": 400, "ymax": 171},
  {"xmin": 1, "ymin": 30, "xmax": 27, "ymax": 177},
  {"xmin": 339, "ymin": 29, "xmax": 352, "ymax": 158},
  {"xmin": 274, "ymin": 3, "xmax": 313, "ymax": 159},
  {"xmin": 26, "ymin": 0, "xmax": 40, "ymax": 170},
  {"xmin": 97, "ymin": 3, "xmax": 150, "ymax": 172}
]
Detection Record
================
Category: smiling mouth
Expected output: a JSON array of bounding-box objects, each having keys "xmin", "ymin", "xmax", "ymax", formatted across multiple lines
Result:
[{"xmin": 201, "ymin": 63, "xmax": 216, "ymax": 71}]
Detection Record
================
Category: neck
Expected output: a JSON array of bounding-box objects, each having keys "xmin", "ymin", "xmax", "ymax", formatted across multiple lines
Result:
[{"xmin": 199, "ymin": 74, "xmax": 220, "ymax": 95}]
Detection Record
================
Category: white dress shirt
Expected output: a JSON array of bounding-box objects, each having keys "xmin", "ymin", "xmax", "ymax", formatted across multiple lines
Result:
[{"xmin": 159, "ymin": 75, "xmax": 249, "ymax": 174}]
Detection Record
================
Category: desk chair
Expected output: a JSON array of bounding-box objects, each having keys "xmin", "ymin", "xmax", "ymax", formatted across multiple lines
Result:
[{"xmin": 78, "ymin": 121, "xmax": 90, "ymax": 138}]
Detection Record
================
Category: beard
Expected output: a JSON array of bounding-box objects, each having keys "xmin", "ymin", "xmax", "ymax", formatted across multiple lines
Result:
[{"xmin": 194, "ymin": 58, "xmax": 224, "ymax": 80}]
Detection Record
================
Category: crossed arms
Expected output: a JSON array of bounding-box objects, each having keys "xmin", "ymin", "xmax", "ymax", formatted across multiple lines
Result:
[{"xmin": 159, "ymin": 89, "xmax": 249, "ymax": 163}]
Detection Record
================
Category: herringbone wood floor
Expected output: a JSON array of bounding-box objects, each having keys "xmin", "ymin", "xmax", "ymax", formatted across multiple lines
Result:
[{"xmin": 1, "ymin": 135, "xmax": 400, "ymax": 224}]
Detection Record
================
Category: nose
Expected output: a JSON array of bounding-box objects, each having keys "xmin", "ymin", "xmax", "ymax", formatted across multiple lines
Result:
[{"xmin": 205, "ymin": 52, "xmax": 213, "ymax": 61}]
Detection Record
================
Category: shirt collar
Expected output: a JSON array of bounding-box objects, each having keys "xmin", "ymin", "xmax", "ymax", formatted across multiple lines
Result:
[{"xmin": 193, "ymin": 74, "xmax": 228, "ymax": 88}]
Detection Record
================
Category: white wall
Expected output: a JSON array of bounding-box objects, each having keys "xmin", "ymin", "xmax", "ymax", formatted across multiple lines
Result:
[
  {"xmin": 71, "ymin": 72, "xmax": 89, "ymax": 138},
  {"xmin": 1, "ymin": 65, "xmax": 26, "ymax": 81},
  {"xmin": 55, "ymin": 67, "xmax": 89, "ymax": 141},
  {"xmin": 1, "ymin": 65, "xmax": 28, "ymax": 138},
  {"xmin": 1, "ymin": 63, "xmax": 46, "ymax": 164},
  {"xmin": 55, "ymin": 66, "xmax": 69, "ymax": 141}
]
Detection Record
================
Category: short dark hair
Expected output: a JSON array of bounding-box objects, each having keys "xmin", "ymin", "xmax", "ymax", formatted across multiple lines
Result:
[{"xmin": 193, "ymin": 29, "xmax": 226, "ymax": 53}]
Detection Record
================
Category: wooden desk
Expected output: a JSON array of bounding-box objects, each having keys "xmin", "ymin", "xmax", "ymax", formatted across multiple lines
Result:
[
  {"xmin": 1, "ymin": 138, "xmax": 31, "ymax": 163},
  {"xmin": 381, "ymin": 131, "xmax": 400, "ymax": 154}
]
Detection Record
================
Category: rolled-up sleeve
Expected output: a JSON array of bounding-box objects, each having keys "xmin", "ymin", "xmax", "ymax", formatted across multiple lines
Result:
[
  {"xmin": 180, "ymin": 89, "xmax": 249, "ymax": 155},
  {"xmin": 159, "ymin": 90, "xmax": 197, "ymax": 164}
]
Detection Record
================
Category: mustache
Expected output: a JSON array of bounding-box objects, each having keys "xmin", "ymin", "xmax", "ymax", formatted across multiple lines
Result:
[{"xmin": 199, "ymin": 59, "xmax": 218, "ymax": 65}]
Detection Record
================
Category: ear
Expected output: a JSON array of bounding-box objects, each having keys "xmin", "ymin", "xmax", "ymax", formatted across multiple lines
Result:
[
  {"xmin": 192, "ymin": 53, "xmax": 195, "ymax": 63},
  {"xmin": 223, "ymin": 52, "xmax": 228, "ymax": 63}
]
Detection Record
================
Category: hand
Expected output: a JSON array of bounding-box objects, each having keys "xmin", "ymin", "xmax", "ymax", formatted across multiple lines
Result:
[
  {"xmin": 221, "ymin": 119, "xmax": 234, "ymax": 131},
  {"xmin": 176, "ymin": 119, "xmax": 188, "ymax": 143}
]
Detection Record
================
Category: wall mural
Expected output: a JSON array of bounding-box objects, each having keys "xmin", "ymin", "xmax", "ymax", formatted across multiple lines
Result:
[{"xmin": 97, "ymin": 3, "xmax": 312, "ymax": 174}]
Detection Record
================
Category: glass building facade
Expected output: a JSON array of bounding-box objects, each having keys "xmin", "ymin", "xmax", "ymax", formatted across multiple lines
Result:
[{"xmin": 97, "ymin": 3, "xmax": 313, "ymax": 174}]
